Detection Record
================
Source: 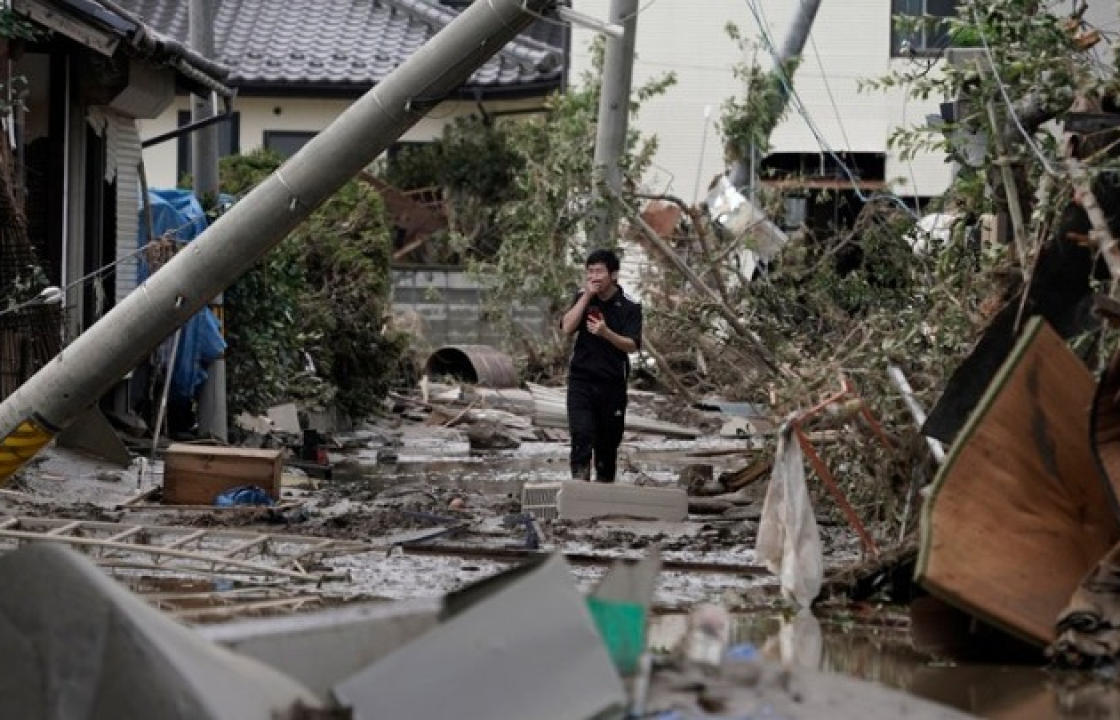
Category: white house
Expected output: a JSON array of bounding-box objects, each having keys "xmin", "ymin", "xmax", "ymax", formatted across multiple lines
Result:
[
  {"xmin": 115, "ymin": 0, "xmax": 567, "ymax": 189},
  {"xmin": 569, "ymin": 0, "xmax": 966, "ymax": 208}
]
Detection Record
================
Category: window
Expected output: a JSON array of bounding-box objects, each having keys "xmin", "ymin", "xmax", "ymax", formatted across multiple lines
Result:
[
  {"xmin": 263, "ymin": 131, "xmax": 317, "ymax": 159},
  {"xmin": 176, "ymin": 111, "xmax": 240, "ymax": 181},
  {"xmin": 891, "ymin": 0, "xmax": 957, "ymax": 56}
]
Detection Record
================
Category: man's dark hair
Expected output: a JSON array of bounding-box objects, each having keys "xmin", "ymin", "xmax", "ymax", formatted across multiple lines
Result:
[{"xmin": 585, "ymin": 248, "xmax": 620, "ymax": 273}]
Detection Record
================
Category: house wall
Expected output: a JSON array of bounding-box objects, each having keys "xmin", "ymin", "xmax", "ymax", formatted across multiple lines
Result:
[
  {"xmin": 569, "ymin": 0, "xmax": 953, "ymax": 201},
  {"xmin": 137, "ymin": 95, "xmax": 548, "ymax": 189}
]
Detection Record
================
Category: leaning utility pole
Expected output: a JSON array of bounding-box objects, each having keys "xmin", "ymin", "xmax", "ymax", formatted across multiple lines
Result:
[
  {"xmin": 190, "ymin": 0, "xmax": 228, "ymax": 442},
  {"xmin": 729, "ymin": 0, "xmax": 823, "ymax": 187},
  {"xmin": 589, "ymin": 0, "xmax": 638, "ymax": 247},
  {"xmin": 0, "ymin": 0, "xmax": 554, "ymax": 483}
]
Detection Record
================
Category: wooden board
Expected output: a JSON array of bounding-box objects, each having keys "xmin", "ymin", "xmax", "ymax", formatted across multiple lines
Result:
[
  {"xmin": 1090, "ymin": 347, "xmax": 1120, "ymax": 516},
  {"xmin": 163, "ymin": 444, "xmax": 283, "ymax": 505},
  {"xmin": 916, "ymin": 317, "xmax": 1120, "ymax": 646}
]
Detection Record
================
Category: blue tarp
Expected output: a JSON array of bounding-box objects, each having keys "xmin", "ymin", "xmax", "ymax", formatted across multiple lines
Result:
[{"xmin": 138, "ymin": 189, "xmax": 226, "ymax": 400}]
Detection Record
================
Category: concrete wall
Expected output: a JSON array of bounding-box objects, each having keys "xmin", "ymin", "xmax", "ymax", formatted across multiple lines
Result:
[
  {"xmin": 569, "ymin": 0, "xmax": 953, "ymax": 200},
  {"xmin": 136, "ymin": 95, "xmax": 548, "ymax": 188},
  {"xmin": 391, "ymin": 268, "xmax": 548, "ymax": 350}
]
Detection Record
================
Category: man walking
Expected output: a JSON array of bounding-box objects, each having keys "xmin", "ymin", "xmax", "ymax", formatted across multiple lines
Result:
[{"xmin": 561, "ymin": 249, "xmax": 642, "ymax": 483}]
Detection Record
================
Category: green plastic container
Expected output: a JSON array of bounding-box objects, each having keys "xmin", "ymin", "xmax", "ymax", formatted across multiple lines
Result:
[{"xmin": 586, "ymin": 596, "xmax": 646, "ymax": 675}]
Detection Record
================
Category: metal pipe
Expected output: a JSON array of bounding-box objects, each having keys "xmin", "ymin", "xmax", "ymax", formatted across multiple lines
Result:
[
  {"xmin": 141, "ymin": 109, "xmax": 234, "ymax": 149},
  {"xmin": 887, "ymin": 365, "xmax": 945, "ymax": 464},
  {"xmin": 0, "ymin": 0, "xmax": 553, "ymax": 483}
]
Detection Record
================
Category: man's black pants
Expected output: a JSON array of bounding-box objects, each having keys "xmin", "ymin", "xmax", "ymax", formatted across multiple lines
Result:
[{"xmin": 567, "ymin": 378, "xmax": 627, "ymax": 483}]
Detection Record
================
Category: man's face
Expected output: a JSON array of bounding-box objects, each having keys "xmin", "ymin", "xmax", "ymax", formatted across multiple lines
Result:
[{"xmin": 586, "ymin": 262, "xmax": 615, "ymax": 293}]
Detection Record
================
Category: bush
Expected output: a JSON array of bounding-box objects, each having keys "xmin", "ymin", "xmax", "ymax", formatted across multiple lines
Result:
[{"xmin": 220, "ymin": 149, "xmax": 408, "ymax": 421}]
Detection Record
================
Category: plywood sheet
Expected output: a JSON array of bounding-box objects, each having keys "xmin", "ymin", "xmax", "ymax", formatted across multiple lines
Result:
[
  {"xmin": 1090, "ymin": 347, "xmax": 1120, "ymax": 513},
  {"xmin": 917, "ymin": 317, "xmax": 1120, "ymax": 646}
]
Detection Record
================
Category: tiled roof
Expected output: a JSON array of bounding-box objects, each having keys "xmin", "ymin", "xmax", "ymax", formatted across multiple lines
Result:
[{"xmin": 112, "ymin": 0, "xmax": 566, "ymax": 95}]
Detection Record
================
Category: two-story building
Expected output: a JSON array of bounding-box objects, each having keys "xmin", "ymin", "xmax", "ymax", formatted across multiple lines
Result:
[{"xmin": 569, "ymin": 0, "xmax": 966, "ymax": 215}]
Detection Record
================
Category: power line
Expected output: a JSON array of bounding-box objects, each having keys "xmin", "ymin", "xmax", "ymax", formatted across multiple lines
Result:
[
  {"xmin": 969, "ymin": 4, "xmax": 1059, "ymax": 176},
  {"xmin": 807, "ymin": 33, "xmax": 853, "ymax": 151},
  {"xmin": 744, "ymin": 0, "xmax": 919, "ymax": 218}
]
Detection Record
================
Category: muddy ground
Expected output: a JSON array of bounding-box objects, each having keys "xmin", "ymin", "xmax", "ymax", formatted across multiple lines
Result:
[{"xmin": 5, "ymin": 416, "xmax": 1119, "ymax": 718}]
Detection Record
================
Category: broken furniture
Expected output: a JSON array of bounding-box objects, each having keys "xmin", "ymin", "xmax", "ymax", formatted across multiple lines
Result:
[
  {"xmin": 917, "ymin": 317, "xmax": 1120, "ymax": 646},
  {"xmin": 0, "ymin": 544, "xmax": 322, "ymax": 719},
  {"xmin": 162, "ymin": 444, "xmax": 283, "ymax": 505}
]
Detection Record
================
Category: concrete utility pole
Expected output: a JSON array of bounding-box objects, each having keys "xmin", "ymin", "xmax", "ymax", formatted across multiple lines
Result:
[
  {"xmin": 729, "ymin": 0, "xmax": 823, "ymax": 187},
  {"xmin": 190, "ymin": 0, "xmax": 227, "ymax": 441},
  {"xmin": 589, "ymin": 0, "xmax": 638, "ymax": 247},
  {"xmin": 0, "ymin": 0, "xmax": 554, "ymax": 483},
  {"xmin": 190, "ymin": 0, "xmax": 227, "ymax": 442}
]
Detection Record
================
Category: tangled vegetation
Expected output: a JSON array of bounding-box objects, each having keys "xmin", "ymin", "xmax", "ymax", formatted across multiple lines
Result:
[
  {"xmin": 637, "ymin": 0, "xmax": 1120, "ymax": 539},
  {"xmin": 219, "ymin": 150, "xmax": 409, "ymax": 422},
  {"xmin": 377, "ymin": 42, "xmax": 675, "ymax": 379}
]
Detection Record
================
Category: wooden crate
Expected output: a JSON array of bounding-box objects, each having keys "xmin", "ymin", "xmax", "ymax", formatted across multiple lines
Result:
[{"xmin": 163, "ymin": 444, "xmax": 283, "ymax": 505}]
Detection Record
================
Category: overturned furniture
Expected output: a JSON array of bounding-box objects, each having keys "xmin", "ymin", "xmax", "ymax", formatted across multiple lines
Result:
[{"xmin": 917, "ymin": 317, "xmax": 1120, "ymax": 646}]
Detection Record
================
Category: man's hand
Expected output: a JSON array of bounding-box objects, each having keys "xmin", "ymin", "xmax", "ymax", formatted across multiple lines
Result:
[{"xmin": 588, "ymin": 314, "xmax": 638, "ymax": 353}]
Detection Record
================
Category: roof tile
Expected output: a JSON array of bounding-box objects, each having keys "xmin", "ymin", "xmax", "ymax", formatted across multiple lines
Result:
[{"xmin": 113, "ymin": 0, "xmax": 564, "ymax": 93}]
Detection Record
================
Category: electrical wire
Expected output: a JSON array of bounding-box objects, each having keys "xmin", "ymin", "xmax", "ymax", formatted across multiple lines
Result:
[
  {"xmin": 969, "ymin": 4, "xmax": 1060, "ymax": 176},
  {"xmin": 744, "ymin": 0, "xmax": 919, "ymax": 218},
  {"xmin": 0, "ymin": 183, "xmax": 257, "ymax": 319},
  {"xmin": 807, "ymin": 33, "xmax": 853, "ymax": 152}
]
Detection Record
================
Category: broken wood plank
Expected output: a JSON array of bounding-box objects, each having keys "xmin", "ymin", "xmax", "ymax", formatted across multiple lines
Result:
[
  {"xmin": 1091, "ymin": 343, "xmax": 1120, "ymax": 510},
  {"xmin": 0, "ymin": 528, "xmax": 320, "ymax": 582},
  {"xmin": 917, "ymin": 317, "xmax": 1120, "ymax": 646},
  {"xmin": 45, "ymin": 521, "xmax": 83, "ymax": 536},
  {"xmin": 720, "ymin": 458, "xmax": 771, "ymax": 492},
  {"xmin": 219, "ymin": 534, "xmax": 270, "ymax": 558},
  {"xmin": 167, "ymin": 595, "xmax": 322, "ymax": 621},
  {"xmin": 161, "ymin": 529, "xmax": 209, "ymax": 550},
  {"xmin": 105, "ymin": 526, "xmax": 145, "ymax": 543},
  {"xmin": 401, "ymin": 543, "xmax": 767, "ymax": 575}
]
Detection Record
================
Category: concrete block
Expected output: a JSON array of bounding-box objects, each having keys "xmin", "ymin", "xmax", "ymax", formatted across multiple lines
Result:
[{"xmin": 557, "ymin": 481, "xmax": 688, "ymax": 522}]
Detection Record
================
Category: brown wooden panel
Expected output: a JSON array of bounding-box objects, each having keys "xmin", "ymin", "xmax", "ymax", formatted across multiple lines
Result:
[
  {"xmin": 1091, "ymin": 348, "xmax": 1120, "ymax": 511},
  {"xmin": 163, "ymin": 444, "xmax": 282, "ymax": 505},
  {"xmin": 917, "ymin": 317, "xmax": 1120, "ymax": 646}
]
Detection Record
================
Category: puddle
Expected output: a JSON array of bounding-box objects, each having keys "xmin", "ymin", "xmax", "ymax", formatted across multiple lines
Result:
[{"xmin": 650, "ymin": 609, "xmax": 1120, "ymax": 719}]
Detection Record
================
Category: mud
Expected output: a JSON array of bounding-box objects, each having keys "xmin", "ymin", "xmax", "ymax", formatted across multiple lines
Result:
[{"xmin": 648, "ymin": 609, "xmax": 1120, "ymax": 719}]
